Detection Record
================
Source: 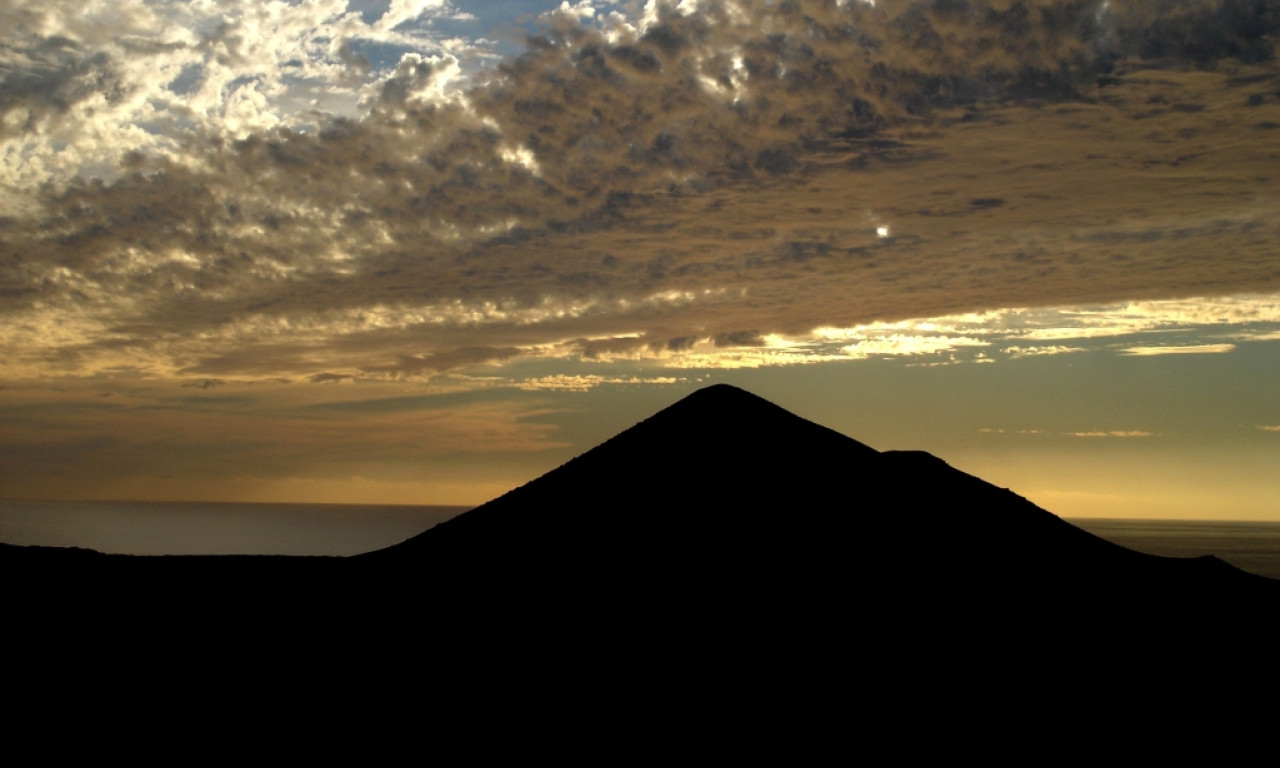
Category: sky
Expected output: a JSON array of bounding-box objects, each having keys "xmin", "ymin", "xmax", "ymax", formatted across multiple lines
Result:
[{"xmin": 2, "ymin": 0, "xmax": 1279, "ymax": 523}]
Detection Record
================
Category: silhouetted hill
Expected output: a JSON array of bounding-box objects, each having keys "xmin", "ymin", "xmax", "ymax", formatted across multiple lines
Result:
[{"xmin": 363, "ymin": 384, "xmax": 1272, "ymax": 615}]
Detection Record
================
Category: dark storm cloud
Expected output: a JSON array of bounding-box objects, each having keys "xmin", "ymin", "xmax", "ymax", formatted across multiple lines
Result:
[
  {"xmin": 0, "ymin": 36, "xmax": 125, "ymax": 136},
  {"xmin": 713, "ymin": 330, "xmax": 764, "ymax": 347},
  {"xmin": 1100, "ymin": 0, "xmax": 1280, "ymax": 65},
  {"xmin": 4, "ymin": 0, "xmax": 1280, "ymax": 380}
]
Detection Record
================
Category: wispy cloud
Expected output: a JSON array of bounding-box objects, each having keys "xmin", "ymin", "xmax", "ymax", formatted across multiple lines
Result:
[
  {"xmin": 840, "ymin": 335, "xmax": 989, "ymax": 359},
  {"xmin": 1066, "ymin": 431, "xmax": 1159, "ymax": 438},
  {"xmin": 1004, "ymin": 345, "xmax": 1085, "ymax": 358},
  {"xmin": 980, "ymin": 427, "xmax": 1155, "ymax": 438},
  {"xmin": 515, "ymin": 374, "xmax": 683, "ymax": 391},
  {"xmin": 1118, "ymin": 344, "xmax": 1237, "ymax": 356}
]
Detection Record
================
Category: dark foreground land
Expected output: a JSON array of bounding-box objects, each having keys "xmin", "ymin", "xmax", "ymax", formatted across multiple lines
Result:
[{"xmin": 6, "ymin": 386, "xmax": 1277, "ymax": 732}]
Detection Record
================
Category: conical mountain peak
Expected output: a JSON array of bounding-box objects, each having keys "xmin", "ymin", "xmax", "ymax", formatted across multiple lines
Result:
[
  {"xmin": 588, "ymin": 382, "xmax": 879, "ymax": 463},
  {"xmin": 371, "ymin": 384, "xmax": 876, "ymax": 562},
  {"xmin": 366, "ymin": 384, "xmax": 1275, "ymax": 611}
]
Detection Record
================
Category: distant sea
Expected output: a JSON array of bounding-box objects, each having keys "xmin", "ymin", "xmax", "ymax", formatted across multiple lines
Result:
[
  {"xmin": 0, "ymin": 499, "xmax": 470, "ymax": 557},
  {"xmin": 1070, "ymin": 518, "xmax": 1280, "ymax": 581},
  {"xmin": 2, "ymin": 500, "xmax": 1279, "ymax": 580}
]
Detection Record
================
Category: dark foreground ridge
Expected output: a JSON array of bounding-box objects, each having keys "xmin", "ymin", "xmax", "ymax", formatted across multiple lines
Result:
[{"xmin": 5, "ymin": 384, "xmax": 1277, "ymax": 715}]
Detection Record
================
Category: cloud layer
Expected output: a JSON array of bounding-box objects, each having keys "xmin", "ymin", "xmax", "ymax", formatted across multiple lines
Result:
[{"xmin": 2, "ymin": 0, "xmax": 1279, "ymax": 386}]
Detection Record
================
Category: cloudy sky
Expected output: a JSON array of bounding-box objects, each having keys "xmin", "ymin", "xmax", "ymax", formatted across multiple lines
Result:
[{"xmin": 2, "ymin": 0, "xmax": 1279, "ymax": 524}]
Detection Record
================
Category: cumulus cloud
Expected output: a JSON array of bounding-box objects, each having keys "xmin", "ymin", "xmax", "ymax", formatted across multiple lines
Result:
[
  {"xmin": 0, "ymin": 0, "xmax": 478, "ymax": 197},
  {"xmin": 369, "ymin": 52, "xmax": 463, "ymax": 107}
]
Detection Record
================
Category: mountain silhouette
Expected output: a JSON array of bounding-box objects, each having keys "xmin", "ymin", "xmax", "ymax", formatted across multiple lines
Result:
[
  {"xmin": 362, "ymin": 384, "xmax": 1274, "ymax": 622},
  {"xmin": 5, "ymin": 384, "xmax": 1275, "ymax": 729},
  {"xmin": 7, "ymin": 383, "xmax": 1273, "ymax": 625}
]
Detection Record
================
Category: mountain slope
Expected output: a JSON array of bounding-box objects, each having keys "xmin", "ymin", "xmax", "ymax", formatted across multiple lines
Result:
[{"xmin": 372, "ymin": 384, "xmax": 877, "ymax": 564}]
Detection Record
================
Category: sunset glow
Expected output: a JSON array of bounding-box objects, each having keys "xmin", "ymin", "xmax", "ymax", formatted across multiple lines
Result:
[{"xmin": 2, "ymin": 0, "xmax": 1279, "ymax": 525}]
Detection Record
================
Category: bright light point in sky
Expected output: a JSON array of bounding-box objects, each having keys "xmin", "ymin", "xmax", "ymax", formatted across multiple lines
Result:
[{"xmin": 876, "ymin": 226, "xmax": 890, "ymax": 238}]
